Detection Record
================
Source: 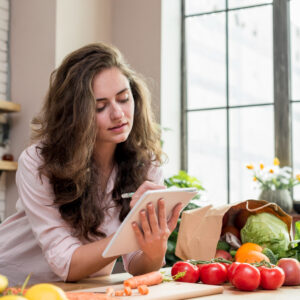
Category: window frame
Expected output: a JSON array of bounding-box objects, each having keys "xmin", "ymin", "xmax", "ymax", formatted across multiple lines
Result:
[{"xmin": 181, "ymin": 0, "xmax": 292, "ymax": 203}]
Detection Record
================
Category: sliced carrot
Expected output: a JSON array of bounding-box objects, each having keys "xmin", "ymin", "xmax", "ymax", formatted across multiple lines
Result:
[
  {"xmin": 137, "ymin": 285, "xmax": 149, "ymax": 295},
  {"xmin": 115, "ymin": 290, "xmax": 125, "ymax": 296},
  {"xmin": 106, "ymin": 287, "xmax": 115, "ymax": 296},
  {"xmin": 123, "ymin": 271, "xmax": 163, "ymax": 289},
  {"xmin": 124, "ymin": 286, "xmax": 132, "ymax": 296}
]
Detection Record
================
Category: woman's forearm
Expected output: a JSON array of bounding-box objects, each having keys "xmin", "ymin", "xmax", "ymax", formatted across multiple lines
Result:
[{"xmin": 67, "ymin": 234, "xmax": 118, "ymax": 282}]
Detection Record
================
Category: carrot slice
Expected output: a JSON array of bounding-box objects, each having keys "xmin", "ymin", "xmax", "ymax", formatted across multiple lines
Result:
[
  {"xmin": 138, "ymin": 285, "xmax": 149, "ymax": 295},
  {"xmin": 106, "ymin": 287, "xmax": 115, "ymax": 296},
  {"xmin": 115, "ymin": 290, "xmax": 125, "ymax": 296},
  {"xmin": 124, "ymin": 286, "xmax": 132, "ymax": 296},
  {"xmin": 123, "ymin": 271, "xmax": 163, "ymax": 289}
]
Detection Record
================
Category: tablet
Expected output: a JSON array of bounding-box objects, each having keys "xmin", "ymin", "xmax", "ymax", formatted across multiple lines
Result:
[{"xmin": 102, "ymin": 187, "xmax": 198, "ymax": 258}]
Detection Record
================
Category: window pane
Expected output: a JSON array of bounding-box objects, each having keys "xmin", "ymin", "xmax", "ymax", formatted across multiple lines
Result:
[
  {"xmin": 185, "ymin": 0, "xmax": 225, "ymax": 15},
  {"xmin": 290, "ymin": 0, "xmax": 300, "ymax": 101},
  {"xmin": 229, "ymin": 106, "xmax": 274, "ymax": 203},
  {"xmin": 187, "ymin": 110, "xmax": 227, "ymax": 206},
  {"xmin": 228, "ymin": 0, "xmax": 272, "ymax": 9},
  {"xmin": 186, "ymin": 14, "xmax": 226, "ymax": 109},
  {"xmin": 228, "ymin": 6, "xmax": 273, "ymax": 106},
  {"xmin": 292, "ymin": 103, "xmax": 300, "ymax": 200}
]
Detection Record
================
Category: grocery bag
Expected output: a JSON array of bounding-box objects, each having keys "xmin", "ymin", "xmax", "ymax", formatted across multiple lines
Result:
[{"xmin": 175, "ymin": 199, "xmax": 293, "ymax": 261}]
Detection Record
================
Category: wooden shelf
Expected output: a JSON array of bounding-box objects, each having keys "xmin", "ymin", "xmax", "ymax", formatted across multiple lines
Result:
[
  {"xmin": 0, "ymin": 99, "xmax": 21, "ymax": 112},
  {"xmin": 0, "ymin": 160, "xmax": 18, "ymax": 171}
]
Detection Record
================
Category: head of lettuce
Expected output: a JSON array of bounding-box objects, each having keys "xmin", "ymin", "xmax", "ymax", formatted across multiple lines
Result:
[{"xmin": 240, "ymin": 212, "xmax": 290, "ymax": 256}]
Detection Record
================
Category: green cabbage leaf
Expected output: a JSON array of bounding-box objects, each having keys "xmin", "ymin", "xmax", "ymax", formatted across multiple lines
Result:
[{"xmin": 240, "ymin": 212, "xmax": 290, "ymax": 256}]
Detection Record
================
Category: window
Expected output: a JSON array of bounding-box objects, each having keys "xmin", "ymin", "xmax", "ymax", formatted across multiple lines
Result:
[{"xmin": 182, "ymin": 0, "xmax": 298, "ymax": 204}]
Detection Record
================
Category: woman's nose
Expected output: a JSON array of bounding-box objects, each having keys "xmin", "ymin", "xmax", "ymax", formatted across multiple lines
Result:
[{"xmin": 111, "ymin": 103, "xmax": 124, "ymax": 120}]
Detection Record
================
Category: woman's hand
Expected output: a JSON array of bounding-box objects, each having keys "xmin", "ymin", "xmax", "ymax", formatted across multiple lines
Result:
[
  {"xmin": 129, "ymin": 181, "xmax": 165, "ymax": 209},
  {"xmin": 131, "ymin": 198, "xmax": 183, "ymax": 264}
]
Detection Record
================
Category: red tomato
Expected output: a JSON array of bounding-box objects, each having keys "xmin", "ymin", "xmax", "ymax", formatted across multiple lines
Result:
[
  {"xmin": 277, "ymin": 258, "xmax": 300, "ymax": 286},
  {"xmin": 171, "ymin": 261, "xmax": 200, "ymax": 283},
  {"xmin": 231, "ymin": 263, "xmax": 261, "ymax": 291},
  {"xmin": 199, "ymin": 263, "xmax": 227, "ymax": 285},
  {"xmin": 259, "ymin": 265, "xmax": 285, "ymax": 290},
  {"xmin": 227, "ymin": 262, "xmax": 241, "ymax": 283},
  {"xmin": 196, "ymin": 263, "xmax": 209, "ymax": 274}
]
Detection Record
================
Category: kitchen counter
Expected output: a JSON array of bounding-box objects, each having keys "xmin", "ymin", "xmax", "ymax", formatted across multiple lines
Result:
[{"xmin": 53, "ymin": 268, "xmax": 300, "ymax": 299}]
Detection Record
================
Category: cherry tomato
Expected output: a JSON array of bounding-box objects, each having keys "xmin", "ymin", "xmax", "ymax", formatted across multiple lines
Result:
[
  {"xmin": 231, "ymin": 263, "xmax": 261, "ymax": 291},
  {"xmin": 199, "ymin": 263, "xmax": 227, "ymax": 285},
  {"xmin": 227, "ymin": 262, "xmax": 241, "ymax": 283},
  {"xmin": 258, "ymin": 265, "xmax": 285, "ymax": 290},
  {"xmin": 171, "ymin": 261, "xmax": 200, "ymax": 283}
]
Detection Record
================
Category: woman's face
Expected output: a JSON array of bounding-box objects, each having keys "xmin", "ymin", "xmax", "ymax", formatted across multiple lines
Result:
[{"xmin": 93, "ymin": 67, "xmax": 135, "ymax": 147}]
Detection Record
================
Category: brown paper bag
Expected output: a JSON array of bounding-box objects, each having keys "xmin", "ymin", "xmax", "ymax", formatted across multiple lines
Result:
[{"xmin": 175, "ymin": 199, "xmax": 293, "ymax": 261}]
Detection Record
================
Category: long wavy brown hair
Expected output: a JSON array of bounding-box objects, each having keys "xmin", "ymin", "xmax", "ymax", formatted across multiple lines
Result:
[{"xmin": 31, "ymin": 43, "xmax": 163, "ymax": 240}]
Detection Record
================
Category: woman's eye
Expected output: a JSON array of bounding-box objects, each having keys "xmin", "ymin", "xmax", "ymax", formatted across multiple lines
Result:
[
  {"xmin": 119, "ymin": 98, "xmax": 129, "ymax": 103},
  {"xmin": 96, "ymin": 105, "xmax": 105, "ymax": 112}
]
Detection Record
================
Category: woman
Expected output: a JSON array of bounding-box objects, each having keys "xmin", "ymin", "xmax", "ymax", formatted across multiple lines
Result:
[{"xmin": 0, "ymin": 43, "xmax": 182, "ymax": 285}]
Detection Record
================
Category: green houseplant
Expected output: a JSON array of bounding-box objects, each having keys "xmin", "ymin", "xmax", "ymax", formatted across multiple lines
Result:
[{"xmin": 164, "ymin": 170, "xmax": 204, "ymax": 266}]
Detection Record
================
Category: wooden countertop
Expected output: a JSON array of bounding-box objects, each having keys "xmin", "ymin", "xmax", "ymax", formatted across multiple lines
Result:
[{"xmin": 52, "ymin": 269, "xmax": 300, "ymax": 299}]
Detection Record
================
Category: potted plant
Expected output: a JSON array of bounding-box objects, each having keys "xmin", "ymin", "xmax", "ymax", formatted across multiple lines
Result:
[{"xmin": 246, "ymin": 158, "xmax": 300, "ymax": 213}]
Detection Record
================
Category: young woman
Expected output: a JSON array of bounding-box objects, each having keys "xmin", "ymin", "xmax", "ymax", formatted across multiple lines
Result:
[{"xmin": 0, "ymin": 43, "xmax": 182, "ymax": 285}]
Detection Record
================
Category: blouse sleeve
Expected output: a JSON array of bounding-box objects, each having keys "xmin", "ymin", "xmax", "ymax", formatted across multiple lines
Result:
[
  {"xmin": 16, "ymin": 145, "xmax": 82, "ymax": 281},
  {"xmin": 122, "ymin": 163, "xmax": 165, "ymax": 272}
]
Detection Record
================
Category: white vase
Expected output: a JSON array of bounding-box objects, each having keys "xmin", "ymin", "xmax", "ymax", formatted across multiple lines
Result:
[{"xmin": 258, "ymin": 189, "xmax": 293, "ymax": 214}]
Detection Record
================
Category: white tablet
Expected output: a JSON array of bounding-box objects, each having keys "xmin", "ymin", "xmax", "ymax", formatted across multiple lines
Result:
[{"xmin": 102, "ymin": 187, "xmax": 198, "ymax": 258}]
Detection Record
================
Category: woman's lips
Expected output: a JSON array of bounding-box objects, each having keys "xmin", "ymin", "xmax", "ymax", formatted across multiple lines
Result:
[{"xmin": 109, "ymin": 123, "xmax": 128, "ymax": 132}]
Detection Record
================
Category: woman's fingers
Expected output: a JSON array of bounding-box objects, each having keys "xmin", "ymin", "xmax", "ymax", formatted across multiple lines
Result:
[
  {"xmin": 167, "ymin": 203, "xmax": 183, "ymax": 232},
  {"xmin": 131, "ymin": 222, "xmax": 145, "ymax": 247},
  {"xmin": 147, "ymin": 202, "xmax": 160, "ymax": 234},
  {"xmin": 130, "ymin": 181, "xmax": 165, "ymax": 209},
  {"xmin": 157, "ymin": 199, "xmax": 167, "ymax": 230},
  {"xmin": 139, "ymin": 209, "xmax": 152, "ymax": 237}
]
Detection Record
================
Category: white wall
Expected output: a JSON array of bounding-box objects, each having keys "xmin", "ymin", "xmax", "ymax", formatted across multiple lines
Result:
[
  {"xmin": 5, "ymin": 0, "xmax": 181, "ymax": 217},
  {"xmin": 56, "ymin": 0, "xmax": 112, "ymax": 67},
  {"xmin": 111, "ymin": 0, "xmax": 162, "ymax": 121}
]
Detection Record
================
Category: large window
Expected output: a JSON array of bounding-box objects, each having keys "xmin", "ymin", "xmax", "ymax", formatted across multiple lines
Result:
[{"xmin": 182, "ymin": 0, "xmax": 299, "ymax": 205}]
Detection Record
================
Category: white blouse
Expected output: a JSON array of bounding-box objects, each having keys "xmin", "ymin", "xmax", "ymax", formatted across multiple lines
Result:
[{"xmin": 0, "ymin": 144, "xmax": 163, "ymax": 285}]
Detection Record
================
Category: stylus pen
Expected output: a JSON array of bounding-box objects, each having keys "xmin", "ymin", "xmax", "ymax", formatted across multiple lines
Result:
[{"xmin": 121, "ymin": 192, "xmax": 135, "ymax": 199}]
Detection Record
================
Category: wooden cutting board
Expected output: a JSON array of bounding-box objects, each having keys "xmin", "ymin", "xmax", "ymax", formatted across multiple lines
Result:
[{"xmin": 72, "ymin": 281, "xmax": 224, "ymax": 300}]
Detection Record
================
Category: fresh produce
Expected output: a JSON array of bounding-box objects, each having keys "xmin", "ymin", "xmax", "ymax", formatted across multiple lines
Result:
[
  {"xmin": 0, "ymin": 274, "xmax": 8, "ymax": 293},
  {"xmin": 123, "ymin": 271, "xmax": 163, "ymax": 289},
  {"xmin": 216, "ymin": 240, "xmax": 231, "ymax": 252},
  {"xmin": 25, "ymin": 283, "xmax": 68, "ymax": 300},
  {"xmin": 258, "ymin": 265, "xmax": 285, "ymax": 290},
  {"xmin": 227, "ymin": 262, "xmax": 240, "ymax": 282},
  {"xmin": 199, "ymin": 263, "xmax": 227, "ymax": 285},
  {"xmin": 215, "ymin": 249, "xmax": 232, "ymax": 261},
  {"xmin": 240, "ymin": 213, "xmax": 290, "ymax": 256},
  {"xmin": 124, "ymin": 286, "xmax": 132, "ymax": 296},
  {"xmin": 137, "ymin": 285, "xmax": 149, "ymax": 295},
  {"xmin": 277, "ymin": 258, "xmax": 300, "ymax": 285},
  {"xmin": 235, "ymin": 250, "xmax": 270, "ymax": 264},
  {"xmin": 230, "ymin": 263, "xmax": 261, "ymax": 291},
  {"xmin": 171, "ymin": 261, "xmax": 200, "ymax": 283}
]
